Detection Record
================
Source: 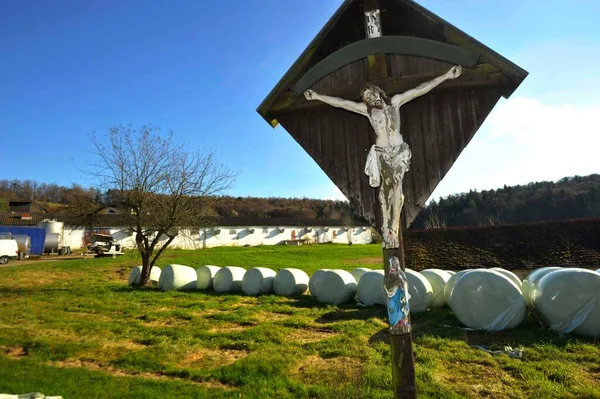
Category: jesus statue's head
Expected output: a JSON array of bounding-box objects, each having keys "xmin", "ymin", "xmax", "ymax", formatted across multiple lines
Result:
[{"xmin": 360, "ymin": 84, "xmax": 391, "ymax": 112}]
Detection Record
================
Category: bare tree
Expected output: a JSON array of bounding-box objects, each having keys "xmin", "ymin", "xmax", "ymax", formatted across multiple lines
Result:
[{"xmin": 80, "ymin": 125, "xmax": 237, "ymax": 286}]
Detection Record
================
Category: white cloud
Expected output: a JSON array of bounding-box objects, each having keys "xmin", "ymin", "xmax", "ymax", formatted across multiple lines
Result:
[
  {"xmin": 324, "ymin": 185, "xmax": 348, "ymax": 202},
  {"xmin": 430, "ymin": 96, "xmax": 600, "ymax": 201}
]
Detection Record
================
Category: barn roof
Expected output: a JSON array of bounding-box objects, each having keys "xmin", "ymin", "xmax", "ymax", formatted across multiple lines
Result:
[
  {"xmin": 257, "ymin": 0, "xmax": 527, "ymax": 126},
  {"xmin": 0, "ymin": 212, "xmax": 368, "ymax": 228}
]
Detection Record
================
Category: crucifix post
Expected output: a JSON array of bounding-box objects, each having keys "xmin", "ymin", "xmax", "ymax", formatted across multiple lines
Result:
[{"xmin": 362, "ymin": 1, "xmax": 416, "ymax": 397}]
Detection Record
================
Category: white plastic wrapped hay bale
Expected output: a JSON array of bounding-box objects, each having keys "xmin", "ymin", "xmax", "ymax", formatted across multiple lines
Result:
[
  {"xmin": 314, "ymin": 270, "xmax": 356, "ymax": 304},
  {"xmin": 445, "ymin": 270, "xmax": 456, "ymax": 276},
  {"xmin": 491, "ymin": 267, "xmax": 522, "ymax": 288},
  {"xmin": 443, "ymin": 269, "xmax": 471, "ymax": 305},
  {"xmin": 309, "ymin": 269, "xmax": 329, "ymax": 297},
  {"xmin": 242, "ymin": 267, "xmax": 276, "ymax": 295},
  {"xmin": 356, "ymin": 270, "xmax": 385, "ymax": 306},
  {"xmin": 213, "ymin": 266, "xmax": 246, "ymax": 293},
  {"xmin": 351, "ymin": 268, "xmax": 371, "ymax": 283},
  {"xmin": 405, "ymin": 269, "xmax": 434, "ymax": 313},
  {"xmin": 449, "ymin": 269, "xmax": 526, "ymax": 331},
  {"xmin": 521, "ymin": 267, "xmax": 561, "ymax": 308},
  {"xmin": 128, "ymin": 265, "xmax": 161, "ymax": 285},
  {"xmin": 530, "ymin": 268, "xmax": 600, "ymax": 337},
  {"xmin": 273, "ymin": 268, "xmax": 309, "ymax": 296},
  {"xmin": 158, "ymin": 264, "xmax": 197, "ymax": 291},
  {"xmin": 196, "ymin": 265, "xmax": 221, "ymax": 290},
  {"xmin": 420, "ymin": 269, "xmax": 452, "ymax": 308}
]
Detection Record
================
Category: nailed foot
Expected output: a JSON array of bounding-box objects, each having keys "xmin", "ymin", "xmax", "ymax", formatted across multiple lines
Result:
[{"xmin": 381, "ymin": 227, "xmax": 400, "ymax": 249}]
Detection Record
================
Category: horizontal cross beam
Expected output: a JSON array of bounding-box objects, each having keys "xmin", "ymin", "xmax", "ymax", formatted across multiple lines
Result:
[{"xmin": 270, "ymin": 64, "xmax": 510, "ymax": 116}]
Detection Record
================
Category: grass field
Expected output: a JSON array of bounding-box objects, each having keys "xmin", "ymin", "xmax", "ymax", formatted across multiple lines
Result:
[{"xmin": 0, "ymin": 244, "xmax": 599, "ymax": 399}]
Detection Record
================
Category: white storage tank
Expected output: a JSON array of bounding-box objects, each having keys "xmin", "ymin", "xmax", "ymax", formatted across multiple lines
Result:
[{"xmin": 37, "ymin": 220, "xmax": 65, "ymax": 248}]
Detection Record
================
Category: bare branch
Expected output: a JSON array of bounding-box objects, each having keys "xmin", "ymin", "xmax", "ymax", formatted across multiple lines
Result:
[{"xmin": 74, "ymin": 124, "xmax": 238, "ymax": 286}]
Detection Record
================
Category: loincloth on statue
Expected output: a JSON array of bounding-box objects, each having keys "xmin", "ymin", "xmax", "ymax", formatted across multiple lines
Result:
[{"xmin": 364, "ymin": 143, "xmax": 412, "ymax": 188}]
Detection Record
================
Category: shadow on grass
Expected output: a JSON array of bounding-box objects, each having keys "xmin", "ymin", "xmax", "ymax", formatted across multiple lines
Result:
[
  {"xmin": 108, "ymin": 285, "xmax": 599, "ymax": 349},
  {"xmin": 315, "ymin": 307, "xmax": 386, "ymax": 324},
  {"xmin": 369, "ymin": 309, "xmax": 600, "ymax": 349}
]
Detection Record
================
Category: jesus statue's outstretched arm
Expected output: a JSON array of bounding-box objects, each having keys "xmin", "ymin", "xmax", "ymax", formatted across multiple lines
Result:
[
  {"xmin": 304, "ymin": 90, "xmax": 369, "ymax": 116},
  {"xmin": 392, "ymin": 66, "xmax": 462, "ymax": 107}
]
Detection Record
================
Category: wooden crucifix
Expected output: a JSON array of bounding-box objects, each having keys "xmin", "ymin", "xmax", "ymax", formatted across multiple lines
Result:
[
  {"xmin": 304, "ymin": 64, "xmax": 461, "ymax": 396},
  {"xmin": 256, "ymin": 0, "xmax": 527, "ymax": 397}
]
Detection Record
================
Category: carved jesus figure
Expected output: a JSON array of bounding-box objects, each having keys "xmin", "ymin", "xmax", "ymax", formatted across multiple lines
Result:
[{"xmin": 304, "ymin": 65, "xmax": 462, "ymax": 248}]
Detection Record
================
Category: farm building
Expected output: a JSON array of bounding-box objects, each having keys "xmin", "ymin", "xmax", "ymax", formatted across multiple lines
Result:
[{"xmin": 0, "ymin": 213, "xmax": 372, "ymax": 250}]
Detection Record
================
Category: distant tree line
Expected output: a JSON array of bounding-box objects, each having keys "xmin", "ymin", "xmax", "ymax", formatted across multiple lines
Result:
[
  {"xmin": 5, "ymin": 174, "xmax": 599, "ymax": 226},
  {"xmin": 0, "ymin": 179, "xmax": 355, "ymax": 220},
  {"xmin": 0, "ymin": 179, "xmax": 101, "ymax": 207},
  {"xmin": 412, "ymin": 174, "xmax": 600, "ymax": 229}
]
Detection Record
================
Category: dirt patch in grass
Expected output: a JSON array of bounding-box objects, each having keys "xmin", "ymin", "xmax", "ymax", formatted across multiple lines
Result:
[
  {"xmin": 436, "ymin": 360, "xmax": 518, "ymax": 398},
  {"xmin": 254, "ymin": 311, "xmax": 289, "ymax": 323},
  {"xmin": 11, "ymin": 271, "xmax": 77, "ymax": 287},
  {"xmin": 178, "ymin": 347, "xmax": 247, "ymax": 369},
  {"xmin": 207, "ymin": 322, "xmax": 250, "ymax": 333},
  {"xmin": 52, "ymin": 359, "xmax": 235, "ymax": 390},
  {"xmin": 143, "ymin": 318, "xmax": 192, "ymax": 328},
  {"xmin": 102, "ymin": 340, "xmax": 147, "ymax": 351},
  {"xmin": 1, "ymin": 345, "xmax": 26, "ymax": 358},
  {"xmin": 288, "ymin": 328, "xmax": 338, "ymax": 344},
  {"xmin": 342, "ymin": 257, "xmax": 381, "ymax": 265},
  {"xmin": 291, "ymin": 355, "xmax": 363, "ymax": 386}
]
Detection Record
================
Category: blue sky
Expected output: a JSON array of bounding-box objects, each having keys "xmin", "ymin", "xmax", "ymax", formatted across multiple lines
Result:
[{"xmin": 1, "ymin": 0, "xmax": 599, "ymax": 202}]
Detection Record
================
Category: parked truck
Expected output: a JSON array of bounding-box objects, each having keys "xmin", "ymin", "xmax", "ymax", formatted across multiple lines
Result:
[
  {"xmin": 0, "ymin": 238, "xmax": 19, "ymax": 265},
  {"xmin": 86, "ymin": 233, "xmax": 125, "ymax": 258}
]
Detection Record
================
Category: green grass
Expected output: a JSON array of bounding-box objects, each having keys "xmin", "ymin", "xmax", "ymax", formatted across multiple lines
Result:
[{"xmin": 0, "ymin": 244, "xmax": 599, "ymax": 398}]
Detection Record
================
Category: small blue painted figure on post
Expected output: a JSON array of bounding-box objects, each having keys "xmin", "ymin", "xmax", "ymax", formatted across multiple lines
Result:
[{"xmin": 384, "ymin": 256, "xmax": 411, "ymax": 334}]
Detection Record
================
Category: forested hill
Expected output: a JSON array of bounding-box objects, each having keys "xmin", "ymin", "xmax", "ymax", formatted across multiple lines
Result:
[
  {"xmin": 0, "ymin": 180, "xmax": 355, "ymax": 220},
  {"xmin": 2, "ymin": 174, "xmax": 600, "ymax": 225},
  {"xmin": 411, "ymin": 174, "xmax": 600, "ymax": 229}
]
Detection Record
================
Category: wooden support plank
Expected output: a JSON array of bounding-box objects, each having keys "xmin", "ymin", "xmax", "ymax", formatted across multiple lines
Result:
[
  {"xmin": 362, "ymin": 0, "xmax": 388, "ymax": 81},
  {"xmin": 271, "ymin": 65, "xmax": 507, "ymax": 115},
  {"xmin": 381, "ymin": 229, "xmax": 417, "ymax": 399}
]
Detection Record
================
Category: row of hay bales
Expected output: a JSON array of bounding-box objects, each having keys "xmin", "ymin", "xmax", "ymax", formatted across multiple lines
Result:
[
  {"xmin": 128, "ymin": 265, "xmax": 600, "ymax": 337},
  {"xmin": 129, "ymin": 264, "xmax": 368, "ymax": 304},
  {"xmin": 419, "ymin": 266, "xmax": 600, "ymax": 337}
]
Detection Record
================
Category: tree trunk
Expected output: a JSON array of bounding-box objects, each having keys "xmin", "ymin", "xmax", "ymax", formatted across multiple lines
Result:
[{"xmin": 138, "ymin": 251, "xmax": 152, "ymax": 287}]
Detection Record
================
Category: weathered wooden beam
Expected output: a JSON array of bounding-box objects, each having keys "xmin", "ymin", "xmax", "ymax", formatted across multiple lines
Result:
[
  {"xmin": 362, "ymin": 0, "xmax": 388, "ymax": 81},
  {"xmin": 271, "ymin": 65, "xmax": 508, "ymax": 115},
  {"xmin": 382, "ymin": 227, "xmax": 416, "ymax": 398}
]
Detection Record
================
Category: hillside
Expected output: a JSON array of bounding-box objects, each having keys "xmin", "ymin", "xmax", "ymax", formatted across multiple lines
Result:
[
  {"xmin": 412, "ymin": 174, "xmax": 600, "ymax": 228},
  {"xmin": 2, "ymin": 174, "xmax": 600, "ymax": 226}
]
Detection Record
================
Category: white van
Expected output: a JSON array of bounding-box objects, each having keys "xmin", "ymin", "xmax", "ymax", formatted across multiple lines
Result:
[{"xmin": 0, "ymin": 239, "xmax": 19, "ymax": 265}]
